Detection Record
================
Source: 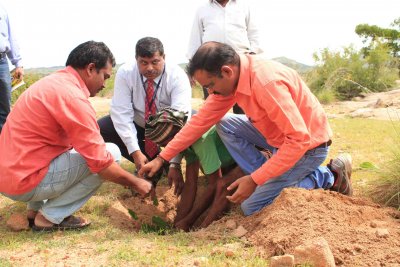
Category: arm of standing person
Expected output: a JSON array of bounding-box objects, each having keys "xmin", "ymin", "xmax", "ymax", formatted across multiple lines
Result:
[
  {"xmin": 4, "ymin": 8, "xmax": 23, "ymax": 78},
  {"xmin": 186, "ymin": 9, "xmax": 203, "ymax": 60},
  {"xmin": 110, "ymin": 65, "xmax": 147, "ymax": 169},
  {"xmin": 245, "ymin": 3, "xmax": 263, "ymax": 54}
]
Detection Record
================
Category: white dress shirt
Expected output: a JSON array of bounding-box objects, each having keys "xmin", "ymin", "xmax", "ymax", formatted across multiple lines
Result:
[
  {"xmin": 110, "ymin": 61, "xmax": 192, "ymax": 156},
  {"xmin": 187, "ymin": 0, "xmax": 263, "ymax": 59},
  {"xmin": 0, "ymin": 4, "xmax": 22, "ymax": 67}
]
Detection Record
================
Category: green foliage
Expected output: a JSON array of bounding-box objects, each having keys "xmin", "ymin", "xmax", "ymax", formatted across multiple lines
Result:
[
  {"xmin": 306, "ymin": 44, "xmax": 399, "ymax": 100},
  {"xmin": 355, "ymin": 17, "xmax": 400, "ymax": 58},
  {"xmin": 140, "ymin": 216, "xmax": 173, "ymax": 235}
]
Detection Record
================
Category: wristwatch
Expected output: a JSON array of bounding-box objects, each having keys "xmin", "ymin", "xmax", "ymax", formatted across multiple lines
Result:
[{"xmin": 169, "ymin": 163, "xmax": 181, "ymax": 170}]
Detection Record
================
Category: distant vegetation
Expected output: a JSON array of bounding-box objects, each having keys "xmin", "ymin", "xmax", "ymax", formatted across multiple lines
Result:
[{"xmin": 307, "ymin": 17, "xmax": 400, "ymax": 103}]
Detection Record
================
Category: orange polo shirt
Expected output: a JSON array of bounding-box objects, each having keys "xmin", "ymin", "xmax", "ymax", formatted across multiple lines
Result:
[
  {"xmin": 160, "ymin": 55, "xmax": 332, "ymax": 185},
  {"xmin": 0, "ymin": 66, "xmax": 114, "ymax": 195}
]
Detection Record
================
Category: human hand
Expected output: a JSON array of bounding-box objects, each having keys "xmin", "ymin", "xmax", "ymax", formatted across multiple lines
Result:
[
  {"xmin": 167, "ymin": 166, "xmax": 184, "ymax": 196},
  {"xmin": 138, "ymin": 156, "xmax": 164, "ymax": 179},
  {"xmin": 226, "ymin": 175, "xmax": 257, "ymax": 204},
  {"xmin": 130, "ymin": 177, "xmax": 152, "ymax": 197},
  {"xmin": 14, "ymin": 67, "xmax": 24, "ymax": 79},
  {"xmin": 131, "ymin": 150, "xmax": 148, "ymax": 171}
]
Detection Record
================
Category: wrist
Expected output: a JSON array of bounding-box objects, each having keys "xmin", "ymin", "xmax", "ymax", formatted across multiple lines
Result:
[
  {"xmin": 169, "ymin": 163, "xmax": 181, "ymax": 170},
  {"xmin": 156, "ymin": 155, "xmax": 166, "ymax": 165}
]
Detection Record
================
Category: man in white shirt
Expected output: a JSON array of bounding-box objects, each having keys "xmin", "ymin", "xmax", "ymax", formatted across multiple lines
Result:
[
  {"xmin": 98, "ymin": 37, "xmax": 192, "ymax": 194},
  {"xmin": 0, "ymin": 3, "xmax": 23, "ymax": 133},
  {"xmin": 187, "ymin": 0, "xmax": 262, "ymax": 114}
]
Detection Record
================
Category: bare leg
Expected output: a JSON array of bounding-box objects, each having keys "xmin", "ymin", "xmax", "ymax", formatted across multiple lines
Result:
[
  {"xmin": 175, "ymin": 174, "xmax": 219, "ymax": 232},
  {"xmin": 200, "ymin": 166, "xmax": 244, "ymax": 228},
  {"xmin": 174, "ymin": 161, "xmax": 199, "ymax": 223}
]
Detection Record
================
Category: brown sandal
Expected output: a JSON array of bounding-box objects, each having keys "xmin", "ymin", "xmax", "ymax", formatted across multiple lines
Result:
[{"xmin": 32, "ymin": 215, "xmax": 90, "ymax": 232}]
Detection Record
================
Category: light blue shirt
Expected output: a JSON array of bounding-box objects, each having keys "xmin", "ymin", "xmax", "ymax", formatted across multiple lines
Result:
[{"xmin": 0, "ymin": 4, "xmax": 22, "ymax": 67}]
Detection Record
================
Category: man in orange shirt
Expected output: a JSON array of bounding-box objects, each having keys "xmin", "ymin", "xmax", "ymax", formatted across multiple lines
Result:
[
  {"xmin": 140, "ymin": 42, "xmax": 352, "ymax": 217},
  {"xmin": 0, "ymin": 41, "xmax": 152, "ymax": 231}
]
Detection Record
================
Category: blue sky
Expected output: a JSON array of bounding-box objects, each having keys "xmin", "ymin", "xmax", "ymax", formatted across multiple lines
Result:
[{"xmin": 3, "ymin": 0, "xmax": 400, "ymax": 68}]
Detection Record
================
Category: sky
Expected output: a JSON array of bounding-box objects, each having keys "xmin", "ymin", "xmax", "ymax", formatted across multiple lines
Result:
[{"xmin": 2, "ymin": 0, "xmax": 400, "ymax": 68}]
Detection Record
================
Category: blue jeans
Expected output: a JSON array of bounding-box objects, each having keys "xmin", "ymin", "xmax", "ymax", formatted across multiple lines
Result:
[
  {"xmin": 3, "ymin": 143, "xmax": 121, "ymax": 224},
  {"xmin": 216, "ymin": 114, "xmax": 334, "ymax": 216},
  {"xmin": 0, "ymin": 58, "xmax": 11, "ymax": 133}
]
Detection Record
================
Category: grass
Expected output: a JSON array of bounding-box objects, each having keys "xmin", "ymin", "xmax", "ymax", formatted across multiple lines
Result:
[{"xmin": 1, "ymin": 108, "xmax": 400, "ymax": 265}]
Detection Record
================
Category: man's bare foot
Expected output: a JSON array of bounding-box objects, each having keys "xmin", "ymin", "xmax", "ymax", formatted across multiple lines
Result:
[
  {"xmin": 34, "ymin": 212, "xmax": 55, "ymax": 228},
  {"xmin": 27, "ymin": 210, "xmax": 37, "ymax": 220}
]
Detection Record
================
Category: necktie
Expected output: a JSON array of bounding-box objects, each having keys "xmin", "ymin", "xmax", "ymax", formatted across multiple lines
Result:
[{"xmin": 144, "ymin": 79, "xmax": 159, "ymax": 158}]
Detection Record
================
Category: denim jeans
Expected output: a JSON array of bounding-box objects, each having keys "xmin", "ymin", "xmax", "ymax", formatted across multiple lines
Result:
[
  {"xmin": 0, "ymin": 57, "xmax": 11, "ymax": 133},
  {"xmin": 216, "ymin": 114, "xmax": 334, "ymax": 216},
  {"xmin": 3, "ymin": 143, "xmax": 121, "ymax": 224}
]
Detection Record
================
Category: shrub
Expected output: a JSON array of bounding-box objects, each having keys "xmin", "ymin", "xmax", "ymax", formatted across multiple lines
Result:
[{"xmin": 306, "ymin": 43, "xmax": 399, "ymax": 100}]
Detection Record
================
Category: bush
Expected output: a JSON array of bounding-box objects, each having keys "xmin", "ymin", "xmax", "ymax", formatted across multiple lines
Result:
[{"xmin": 306, "ymin": 43, "xmax": 399, "ymax": 100}]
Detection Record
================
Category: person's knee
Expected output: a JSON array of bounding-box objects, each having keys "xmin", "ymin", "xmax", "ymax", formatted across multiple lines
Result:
[
  {"xmin": 240, "ymin": 200, "xmax": 257, "ymax": 216},
  {"xmin": 105, "ymin": 143, "xmax": 121, "ymax": 163}
]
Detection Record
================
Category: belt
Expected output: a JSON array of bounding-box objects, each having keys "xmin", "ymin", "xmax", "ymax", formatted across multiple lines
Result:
[{"xmin": 314, "ymin": 139, "xmax": 332, "ymax": 149}]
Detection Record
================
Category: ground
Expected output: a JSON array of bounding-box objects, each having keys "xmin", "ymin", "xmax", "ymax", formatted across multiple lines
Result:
[{"xmin": 1, "ymin": 89, "xmax": 400, "ymax": 266}]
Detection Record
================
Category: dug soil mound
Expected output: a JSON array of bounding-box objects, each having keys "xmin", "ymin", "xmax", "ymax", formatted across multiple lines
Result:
[
  {"xmin": 106, "ymin": 186, "xmax": 400, "ymax": 266},
  {"xmin": 201, "ymin": 188, "xmax": 400, "ymax": 266}
]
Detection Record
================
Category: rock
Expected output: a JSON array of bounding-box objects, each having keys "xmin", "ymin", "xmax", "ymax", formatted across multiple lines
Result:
[
  {"xmin": 225, "ymin": 219, "xmax": 237, "ymax": 230},
  {"xmin": 375, "ymin": 228, "xmax": 390, "ymax": 238},
  {"xmin": 6, "ymin": 213, "xmax": 29, "ymax": 231},
  {"xmin": 370, "ymin": 221, "xmax": 378, "ymax": 228},
  {"xmin": 270, "ymin": 254, "xmax": 295, "ymax": 267},
  {"xmin": 224, "ymin": 250, "xmax": 235, "ymax": 257},
  {"xmin": 293, "ymin": 237, "xmax": 335, "ymax": 267},
  {"xmin": 349, "ymin": 108, "xmax": 374, "ymax": 118},
  {"xmin": 233, "ymin": 225, "xmax": 248, "ymax": 238}
]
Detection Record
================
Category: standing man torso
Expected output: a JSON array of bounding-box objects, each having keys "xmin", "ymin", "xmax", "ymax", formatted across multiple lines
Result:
[{"xmin": 187, "ymin": 0, "xmax": 263, "ymax": 59}]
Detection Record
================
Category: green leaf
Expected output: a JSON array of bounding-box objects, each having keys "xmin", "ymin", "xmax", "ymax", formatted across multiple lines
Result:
[
  {"xmin": 360, "ymin": 161, "xmax": 376, "ymax": 169},
  {"xmin": 152, "ymin": 216, "xmax": 170, "ymax": 229},
  {"xmin": 127, "ymin": 209, "xmax": 138, "ymax": 220},
  {"xmin": 153, "ymin": 198, "xmax": 159, "ymax": 206}
]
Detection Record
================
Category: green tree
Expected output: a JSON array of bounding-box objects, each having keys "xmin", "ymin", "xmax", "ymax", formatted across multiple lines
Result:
[
  {"xmin": 307, "ymin": 43, "xmax": 398, "ymax": 100},
  {"xmin": 355, "ymin": 17, "xmax": 400, "ymax": 57}
]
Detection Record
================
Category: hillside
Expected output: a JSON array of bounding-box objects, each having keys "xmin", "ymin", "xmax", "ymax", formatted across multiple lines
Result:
[{"xmin": 272, "ymin": 57, "xmax": 313, "ymax": 73}]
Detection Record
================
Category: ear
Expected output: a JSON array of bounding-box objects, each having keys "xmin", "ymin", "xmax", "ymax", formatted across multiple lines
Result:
[
  {"xmin": 221, "ymin": 65, "xmax": 234, "ymax": 78},
  {"xmin": 86, "ymin": 63, "xmax": 96, "ymax": 77}
]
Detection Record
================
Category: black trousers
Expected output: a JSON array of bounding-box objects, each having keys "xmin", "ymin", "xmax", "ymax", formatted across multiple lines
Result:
[
  {"xmin": 97, "ymin": 115, "xmax": 158, "ymax": 163},
  {"xmin": 202, "ymin": 86, "xmax": 244, "ymax": 114}
]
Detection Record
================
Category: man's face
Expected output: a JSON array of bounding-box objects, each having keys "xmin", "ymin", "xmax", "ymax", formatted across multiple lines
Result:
[
  {"xmin": 194, "ymin": 69, "xmax": 236, "ymax": 97},
  {"xmin": 137, "ymin": 51, "xmax": 165, "ymax": 80},
  {"xmin": 86, "ymin": 61, "xmax": 113, "ymax": 97}
]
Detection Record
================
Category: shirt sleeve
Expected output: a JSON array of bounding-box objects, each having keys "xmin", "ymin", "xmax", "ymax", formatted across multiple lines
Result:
[
  {"xmin": 5, "ymin": 11, "xmax": 22, "ymax": 67},
  {"xmin": 245, "ymin": 3, "xmax": 263, "ymax": 54},
  {"xmin": 250, "ymin": 80, "xmax": 311, "ymax": 185},
  {"xmin": 110, "ymin": 67, "xmax": 140, "ymax": 155},
  {"xmin": 160, "ymin": 94, "xmax": 235, "ymax": 161},
  {"xmin": 169, "ymin": 67, "xmax": 192, "ymax": 115},
  {"xmin": 53, "ymin": 96, "xmax": 114, "ymax": 173},
  {"xmin": 186, "ymin": 9, "xmax": 203, "ymax": 59},
  {"xmin": 191, "ymin": 129, "xmax": 222, "ymax": 175}
]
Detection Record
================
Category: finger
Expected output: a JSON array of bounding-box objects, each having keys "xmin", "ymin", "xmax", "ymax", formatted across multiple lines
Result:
[
  {"xmin": 177, "ymin": 183, "xmax": 183, "ymax": 196},
  {"xmin": 227, "ymin": 180, "xmax": 239, "ymax": 191},
  {"xmin": 226, "ymin": 194, "xmax": 239, "ymax": 204},
  {"xmin": 168, "ymin": 177, "xmax": 172, "ymax": 187}
]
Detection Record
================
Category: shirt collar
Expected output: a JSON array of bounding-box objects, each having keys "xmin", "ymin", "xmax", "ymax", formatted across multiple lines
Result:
[
  {"xmin": 65, "ymin": 66, "xmax": 90, "ymax": 98},
  {"xmin": 143, "ymin": 73, "xmax": 163, "ymax": 85},
  {"xmin": 236, "ymin": 54, "xmax": 252, "ymax": 96}
]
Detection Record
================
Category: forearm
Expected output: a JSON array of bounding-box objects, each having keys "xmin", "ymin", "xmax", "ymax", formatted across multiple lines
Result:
[{"xmin": 98, "ymin": 162, "xmax": 141, "ymax": 187}]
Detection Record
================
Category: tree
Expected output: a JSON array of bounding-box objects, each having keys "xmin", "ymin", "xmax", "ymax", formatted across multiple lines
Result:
[{"xmin": 355, "ymin": 17, "xmax": 400, "ymax": 58}]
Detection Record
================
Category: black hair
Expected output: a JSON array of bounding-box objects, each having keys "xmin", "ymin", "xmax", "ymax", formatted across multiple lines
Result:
[
  {"xmin": 65, "ymin": 41, "xmax": 116, "ymax": 71},
  {"xmin": 186, "ymin": 42, "xmax": 240, "ymax": 77},
  {"xmin": 135, "ymin": 37, "xmax": 164, "ymax": 58}
]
